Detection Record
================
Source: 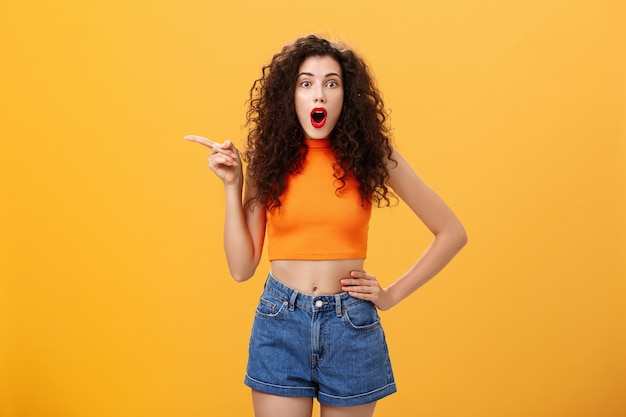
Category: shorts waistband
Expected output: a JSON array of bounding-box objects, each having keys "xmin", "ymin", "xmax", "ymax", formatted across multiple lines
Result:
[{"xmin": 265, "ymin": 272, "xmax": 359, "ymax": 316}]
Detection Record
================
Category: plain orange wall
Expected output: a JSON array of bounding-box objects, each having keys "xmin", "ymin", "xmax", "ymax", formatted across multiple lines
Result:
[{"xmin": 1, "ymin": 1, "xmax": 624, "ymax": 416}]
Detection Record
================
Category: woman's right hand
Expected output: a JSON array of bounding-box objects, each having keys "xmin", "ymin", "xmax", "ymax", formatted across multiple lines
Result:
[{"xmin": 184, "ymin": 135, "xmax": 243, "ymax": 185}]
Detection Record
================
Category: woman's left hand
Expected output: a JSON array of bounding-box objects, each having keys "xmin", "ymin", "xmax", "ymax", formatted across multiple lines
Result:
[{"xmin": 341, "ymin": 271, "xmax": 395, "ymax": 311}]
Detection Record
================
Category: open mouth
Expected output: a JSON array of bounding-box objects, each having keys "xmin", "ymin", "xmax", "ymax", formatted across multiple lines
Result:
[{"xmin": 310, "ymin": 108, "xmax": 327, "ymax": 128}]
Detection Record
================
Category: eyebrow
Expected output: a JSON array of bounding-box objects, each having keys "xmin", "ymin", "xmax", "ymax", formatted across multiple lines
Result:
[{"xmin": 297, "ymin": 72, "xmax": 343, "ymax": 79}]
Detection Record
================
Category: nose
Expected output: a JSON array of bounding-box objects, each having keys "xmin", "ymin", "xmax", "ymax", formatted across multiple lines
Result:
[{"xmin": 314, "ymin": 85, "xmax": 326, "ymax": 103}]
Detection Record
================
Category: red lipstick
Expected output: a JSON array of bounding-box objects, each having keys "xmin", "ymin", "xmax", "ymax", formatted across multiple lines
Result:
[{"xmin": 310, "ymin": 107, "xmax": 327, "ymax": 128}]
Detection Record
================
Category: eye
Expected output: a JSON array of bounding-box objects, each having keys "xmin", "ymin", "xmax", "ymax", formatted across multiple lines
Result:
[
  {"xmin": 326, "ymin": 81, "xmax": 339, "ymax": 88},
  {"xmin": 300, "ymin": 81, "xmax": 312, "ymax": 88}
]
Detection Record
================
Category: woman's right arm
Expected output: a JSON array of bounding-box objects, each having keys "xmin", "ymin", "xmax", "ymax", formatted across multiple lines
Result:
[
  {"xmin": 185, "ymin": 135, "xmax": 266, "ymax": 282},
  {"xmin": 223, "ymin": 180, "xmax": 266, "ymax": 281}
]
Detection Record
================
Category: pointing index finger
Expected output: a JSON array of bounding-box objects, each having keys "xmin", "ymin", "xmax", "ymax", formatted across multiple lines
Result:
[{"xmin": 184, "ymin": 135, "xmax": 217, "ymax": 149}]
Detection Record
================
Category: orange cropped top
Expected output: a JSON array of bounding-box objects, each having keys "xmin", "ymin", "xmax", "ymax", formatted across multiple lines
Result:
[{"xmin": 267, "ymin": 139, "xmax": 372, "ymax": 261}]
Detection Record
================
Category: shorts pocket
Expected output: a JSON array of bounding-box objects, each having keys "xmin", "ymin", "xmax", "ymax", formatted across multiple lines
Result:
[
  {"xmin": 255, "ymin": 292, "xmax": 288, "ymax": 319},
  {"xmin": 343, "ymin": 301, "xmax": 380, "ymax": 331}
]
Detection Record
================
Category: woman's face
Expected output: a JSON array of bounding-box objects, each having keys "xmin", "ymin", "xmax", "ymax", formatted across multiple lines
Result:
[{"xmin": 294, "ymin": 55, "xmax": 344, "ymax": 140}]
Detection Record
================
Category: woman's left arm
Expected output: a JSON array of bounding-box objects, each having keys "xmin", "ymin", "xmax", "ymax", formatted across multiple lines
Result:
[{"xmin": 341, "ymin": 149, "xmax": 468, "ymax": 310}]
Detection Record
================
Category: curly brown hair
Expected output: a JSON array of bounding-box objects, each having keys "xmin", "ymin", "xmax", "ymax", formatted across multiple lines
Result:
[{"xmin": 244, "ymin": 34, "xmax": 396, "ymax": 210}]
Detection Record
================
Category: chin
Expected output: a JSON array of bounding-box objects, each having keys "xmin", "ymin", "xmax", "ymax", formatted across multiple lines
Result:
[{"xmin": 304, "ymin": 129, "xmax": 332, "ymax": 140}]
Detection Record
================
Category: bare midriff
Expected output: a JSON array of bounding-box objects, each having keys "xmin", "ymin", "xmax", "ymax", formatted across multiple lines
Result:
[{"xmin": 270, "ymin": 258, "xmax": 365, "ymax": 295}]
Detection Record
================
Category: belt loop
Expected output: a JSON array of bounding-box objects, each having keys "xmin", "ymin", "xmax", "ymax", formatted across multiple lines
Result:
[
  {"xmin": 334, "ymin": 294, "xmax": 342, "ymax": 317},
  {"xmin": 289, "ymin": 290, "xmax": 298, "ymax": 312}
]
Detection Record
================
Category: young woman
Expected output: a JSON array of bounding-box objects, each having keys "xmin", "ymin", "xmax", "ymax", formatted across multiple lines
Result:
[{"xmin": 185, "ymin": 35, "xmax": 467, "ymax": 417}]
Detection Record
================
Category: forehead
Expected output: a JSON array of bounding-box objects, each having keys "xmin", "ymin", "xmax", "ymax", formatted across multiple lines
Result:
[{"xmin": 297, "ymin": 55, "xmax": 342, "ymax": 77}]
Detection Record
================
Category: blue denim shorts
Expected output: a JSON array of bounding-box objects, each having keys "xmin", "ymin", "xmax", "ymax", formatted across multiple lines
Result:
[{"xmin": 244, "ymin": 272, "xmax": 396, "ymax": 407}]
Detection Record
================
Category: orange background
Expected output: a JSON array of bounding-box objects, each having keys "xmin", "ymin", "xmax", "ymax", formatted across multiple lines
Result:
[{"xmin": 1, "ymin": 1, "xmax": 624, "ymax": 416}]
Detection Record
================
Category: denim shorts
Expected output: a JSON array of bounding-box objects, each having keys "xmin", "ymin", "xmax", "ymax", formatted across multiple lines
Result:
[{"xmin": 244, "ymin": 272, "xmax": 396, "ymax": 407}]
